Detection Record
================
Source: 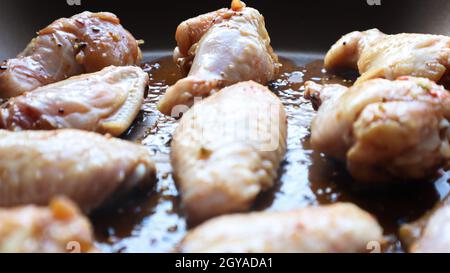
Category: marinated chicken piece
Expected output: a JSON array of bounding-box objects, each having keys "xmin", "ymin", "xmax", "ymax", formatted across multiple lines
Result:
[
  {"xmin": 0, "ymin": 198, "xmax": 97, "ymax": 253},
  {"xmin": 0, "ymin": 129, "xmax": 156, "ymax": 212},
  {"xmin": 400, "ymin": 195, "xmax": 450, "ymax": 253},
  {"xmin": 304, "ymin": 77, "xmax": 450, "ymax": 183},
  {"xmin": 0, "ymin": 66, "xmax": 148, "ymax": 136},
  {"xmin": 171, "ymin": 81, "xmax": 287, "ymax": 224},
  {"xmin": 0, "ymin": 11, "xmax": 142, "ymax": 98},
  {"xmin": 178, "ymin": 203, "xmax": 384, "ymax": 253},
  {"xmin": 158, "ymin": 0, "xmax": 280, "ymax": 116},
  {"xmin": 324, "ymin": 29, "xmax": 450, "ymax": 85}
]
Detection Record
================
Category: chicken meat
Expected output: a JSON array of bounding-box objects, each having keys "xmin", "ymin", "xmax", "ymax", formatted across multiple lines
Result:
[
  {"xmin": 324, "ymin": 29, "xmax": 450, "ymax": 86},
  {"xmin": 0, "ymin": 129, "xmax": 156, "ymax": 212},
  {"xmin": 0, "ymin": 198, "xmax": 97, "ymax": 253},
  {"xmin": 304, "ymin": 77, "xmax": 450, "ymax": 183},
  {"xmin": 171, "ymin": 81, "xmax": 287, "ymax": 224},
  {"xmin": 0, "ymin": 11, "xmax": 142, "ymax": 98},
  {"xmin": 0, "ymin": 66, "xmax": 148, "ymax": 136},
  {"xmin": 400, "ymin": 195, "xmax": 450, "ymax": 253},
  {"xmin": 158, "ymin": 0, "xmax": 280, "ymax": 116},
  {"xmin": 178, "ymin": 203, "xmax": 384, "ymax": 253}
]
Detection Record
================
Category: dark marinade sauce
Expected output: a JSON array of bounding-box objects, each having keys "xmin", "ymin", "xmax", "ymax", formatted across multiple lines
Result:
[{"xmin": 91, "ymin": 54, "xmax": 450, "ymax": 253}]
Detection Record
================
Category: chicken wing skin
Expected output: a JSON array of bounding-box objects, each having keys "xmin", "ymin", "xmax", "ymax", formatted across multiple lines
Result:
[
  {"xmin": 0, "ymin": 66, "xmax": 148, "ymax": 136},
  {"xmin": 171, "ymin": 81, "xmax": 287, "ymax": 224},
  {"xmin": 324, "ymin": 29, "xmax": 450, "ymax": 85},
  {"xmin": 304, "ymin": 77, "xmax": 450, "ymax": 183},
  {"xmin": 158, "ymin": 1, "xmax": 280, "ymax": 116},
  {"xmin": 0, "ymin": 129, "xmax": 156, "ymax": 212},
  {"xmin": 178, "ymin": 203, "xmax": 384, "ymax": 253},
  {"xmin": 400, "ymin": 195, "xmax": 450, "ymax": 253},
  {"xmin": 0, "ymin": 198, "xmax": 97, "ymax": 253},
  {"xmin": 0, "ymin": 11, "xmax": 142, "ymax": 98}
]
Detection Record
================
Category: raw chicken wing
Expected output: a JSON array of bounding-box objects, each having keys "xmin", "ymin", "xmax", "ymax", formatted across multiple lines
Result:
[
  {"xmin": 0, "ymin": 12, "xmax": 142, "ymax": 98},
  {"xmin": 325, "ymin": 29, "xmax": 450, "ymax": 85},
  {"xmin": 401, "ymin": 195, "xmax": 450, "ymax": 253},
  {"xmin": 178, "ymin": 203, "xmax": 384, "ymax": 253},
  {"xmin": 158, "ymin": 0, "xmax": 280, "ymax": 116},
  {"xmin": 0, "ymin": 198, "xmax": 97, "ymax": 253},
  {"xmin": 0, "ymin": 66, "xmax": 148, "ymax": 136},
  {"xmin": 305, "ymin": 77, "xmax": 450, "ymax": 183},
  {"xmin": 171, "ymin": 81, "xmax": 287, "ymax": 223},
  {"xmin": 0, "ymin": 129, "xmax": 156, "ymax": 212}
]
